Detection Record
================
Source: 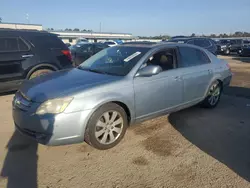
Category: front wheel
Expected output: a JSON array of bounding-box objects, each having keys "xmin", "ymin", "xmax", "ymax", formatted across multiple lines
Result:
[
  {"xmin": 84, "ymin": 103, "xmax": 128, "ymax": 150},
  {"xmin": 201, "ymin": 81, "xmax": 222, "ymax": 108}
]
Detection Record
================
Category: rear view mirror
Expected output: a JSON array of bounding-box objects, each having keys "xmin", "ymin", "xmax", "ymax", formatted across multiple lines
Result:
[{"xmin": 136, "ymin": 65, "xmax": 162, "ymax": 77}]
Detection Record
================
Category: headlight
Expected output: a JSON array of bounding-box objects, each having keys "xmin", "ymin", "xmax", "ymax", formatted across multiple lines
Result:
[{"xmin": 36, "ymin": 97, "xmax": 73, "ymax": 115}]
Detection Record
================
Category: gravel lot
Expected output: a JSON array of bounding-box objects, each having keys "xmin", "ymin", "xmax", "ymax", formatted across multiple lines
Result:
[{"xmin": 0, "ymin": 56, "xmax": 250, "ymax": 188}]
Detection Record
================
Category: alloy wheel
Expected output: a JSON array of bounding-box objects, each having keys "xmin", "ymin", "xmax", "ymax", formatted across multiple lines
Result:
[
  {"xmin": 95, "ymin": 111, "xmax": 124, "ymax": 145},
  {"xmin": 208, "ymin": 83, "xmax": 221, "ymax": 106}
]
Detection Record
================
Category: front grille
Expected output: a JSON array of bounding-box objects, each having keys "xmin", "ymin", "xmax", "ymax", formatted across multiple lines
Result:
[{"xmin": 14, "ymin": 92, "xmax": 32, "ymax": 111}]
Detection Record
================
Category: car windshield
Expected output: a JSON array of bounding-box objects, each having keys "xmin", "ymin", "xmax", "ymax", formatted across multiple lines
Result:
[{"xmin": 78, "ymin": 46, "xmax": 149, "ymax": 76}]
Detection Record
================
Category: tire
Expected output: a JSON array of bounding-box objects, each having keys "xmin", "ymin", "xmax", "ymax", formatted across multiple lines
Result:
[
  {"xmin": 28, "ymin": 68, "xmax": 54, "ymax": 80},
  {"xmin": 84, "ymin": 103, "xmax": 128, "ymax": 150},
  {"xmin": 201, "ymin": 80, "xmax": 222, "ymax": 108},
  {"xmin": 224, "ymin": 49, "xmax": 230, "ymax": 55}
]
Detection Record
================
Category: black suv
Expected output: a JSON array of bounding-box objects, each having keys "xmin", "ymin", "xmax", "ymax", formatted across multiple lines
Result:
[
  {"xmin": 167, "ymin": 37, "xmax": 217, "ymax": 55},
  {"xmin": 216, "ymin": 39, "xmax": 231, "ymax": 55},
  {"xmin": 0, "ymin": 29, "xmax": 73, "ymax": 92},
  {"xmin": 228, "ymin": 39, "xmax": 245, "ymax": 54}
]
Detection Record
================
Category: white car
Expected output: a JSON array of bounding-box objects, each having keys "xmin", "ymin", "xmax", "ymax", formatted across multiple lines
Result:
[
  {"xmin": 76, "ymin": 38, "xmax": 89, "ymax": 44},
  {"xmin": 104, "ymin": 41, "xmax": 118, "ymax": 47}
]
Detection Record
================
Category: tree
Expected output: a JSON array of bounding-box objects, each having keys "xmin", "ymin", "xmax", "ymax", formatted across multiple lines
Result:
[
  {"xmin": 68, "ymin": 28, "xmax": 72, "ymax": 31},
  {"xmin": 191, "ymin": 33, "xmax": 196, "ymax": 37},
  {"xmin": 81, "ymin": 29, "xmax": 87, "ymax": 32},
  {"xmin": 0, "ymin": 17, "xmax": 2, "ymax": 23},
  {"xmin": 210, "ymin": 34, "xmax": 217, "ymax": 38},
  {"xmin": 73, "ymin": 28, "xmax": 80, "ymax": 31},
  {"xmin": 50, "ymin": 28, "xmax": 54, "ymax": 31}
]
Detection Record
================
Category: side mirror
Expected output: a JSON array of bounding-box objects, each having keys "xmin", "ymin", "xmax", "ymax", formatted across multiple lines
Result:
[{"xmin": 136, "ymin": 65, "xmax": 162, "ymax": 77}]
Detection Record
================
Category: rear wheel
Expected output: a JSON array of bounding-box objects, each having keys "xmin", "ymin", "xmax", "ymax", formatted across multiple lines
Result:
[
  {"xmin": 29, "ymin": 68, "xmax": 54, "ymax": 80},
  {"xmin": 201, "ymin": 81, "xmax": 222, "ymax": 108},
  {"xmin": 84, "ymin": 103, "xmax": 128, "ymax": 150}
]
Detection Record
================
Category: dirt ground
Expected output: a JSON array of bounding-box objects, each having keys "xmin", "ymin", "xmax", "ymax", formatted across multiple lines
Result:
[{"xmin": 0, "ymin": 56, "xmax": 250, "ymax": 188}]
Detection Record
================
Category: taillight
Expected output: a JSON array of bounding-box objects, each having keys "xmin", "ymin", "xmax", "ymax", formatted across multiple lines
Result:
[{"xmin": 61, "ymin": 50, "xmax": 72, "ymax": 61}]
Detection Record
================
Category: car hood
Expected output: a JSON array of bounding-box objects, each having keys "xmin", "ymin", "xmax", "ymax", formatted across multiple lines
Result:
[{"xmin": 20, "ymin": 68, "xmax": 122, "ymax": 102}]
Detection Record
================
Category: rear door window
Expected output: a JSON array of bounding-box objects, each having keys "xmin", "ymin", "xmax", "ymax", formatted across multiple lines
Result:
[
  {"xmin": 179, "ymin": 47, "xmax": 210, "ymax": 67},
  {"xmin": 18, "ymin": 38, "xmax": 29, "ymax": 51},
  {"xmin": 30, "ymin": 35, "xmax": 66, "ymax": 49},
  {"xmin": 0, "ymin": 37, "xmax": 19, "ymax": 52}
]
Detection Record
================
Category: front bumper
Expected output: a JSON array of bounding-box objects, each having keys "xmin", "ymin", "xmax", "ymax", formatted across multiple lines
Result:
[{"xmin": 12, "ymin": 97, "xmax": 93, "ymax": 146}]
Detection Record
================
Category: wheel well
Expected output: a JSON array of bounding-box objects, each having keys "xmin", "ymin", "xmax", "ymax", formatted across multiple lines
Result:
[
  {"xmin": 27, "ymin": 64, "xmax": 57, "ymax": 79},
  {"xmin": 112, "ymin": 101, "xmax": 131, "ymax": 125},
  {"xmin": 217, "ymin": 79, "xmax": 223, "ymax": 90}
]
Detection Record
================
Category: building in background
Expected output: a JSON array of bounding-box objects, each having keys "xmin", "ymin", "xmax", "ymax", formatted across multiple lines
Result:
[
  {"xmin": 51, "ymin": 31, "xmax": 134, "ymax": 44},
  {"xmin": 0, "ymin": 22, "xmax": 43, "ymax": 30},
  {"xmin": 0, "ymin": 22, "xmax": 135, "ymax": 43}
]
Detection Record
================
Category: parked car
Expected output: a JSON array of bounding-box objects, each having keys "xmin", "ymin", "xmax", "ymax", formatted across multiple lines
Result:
[
  {"xmin": 65, "ymin": 43, "xmax": 71, "ymax": 47},
  {"xmin": 104, "ymin": 41, "xmax": 118, "ymax": 47},
  {"xmin": 239, "ymin": 45, "xmax": 250, "ymax": 57},
  {"xmin": 216, "ymin": 39, "xmax": 231, "ymax": 55},
  {"xmin": 167, "ymin": 37, "xmax": 217, "ymax": 55},
  {"xmin": 13, "ymin": 43, "xmax": 232, "ymax": 150},
  {"xmin": 114, "ymin": 39, "xmax": 123, "ymax": 44},
  {"xmin": 70, "ymin": 43, "xmax": 109, "ymax": 66},
  {"xmin": 0, "ymin": 29, "xmax": 73, "ymax": 93},
  {"xmin": 170, "ymin": 36, "xmax": 188, "ymax": 39},
  {"xmin": 76, "ymin": 38, "xmax": 89, "ymax": 44},
  {"xmin": 227, "ymin": 39, "xmax": 246, "ymax": 54}
]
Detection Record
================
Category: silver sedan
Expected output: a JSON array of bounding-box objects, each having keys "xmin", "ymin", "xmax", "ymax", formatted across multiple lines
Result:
[{"xmin": 12, "ymin": 43, "xmax": 232, "ymax": 150}]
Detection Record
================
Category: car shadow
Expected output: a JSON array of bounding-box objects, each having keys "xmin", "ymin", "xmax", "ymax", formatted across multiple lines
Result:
[
  {"xmin": 1, "ymin": 131, "xmax": 38, "ymax": 188},
  {"xmin": 168, "ymin": 95, "xmax": 250, "ymax": 182},
  {"xmin": 232, "ymin": 57, "xmax": 250, "ymax": 63},
  {"xmin": 0, "ymin": 91, "xmax": 16, "ymax": 97},
  {"xmin": 223, "ymin": 86, "xmax": 250, "ymax": 99}
]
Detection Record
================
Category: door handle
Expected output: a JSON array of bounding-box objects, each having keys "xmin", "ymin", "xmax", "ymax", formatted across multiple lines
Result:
[
  {"xmin": 22, "ymin": 54, "xmax": 33, "ymax": 58},
  {"xmin": 174, "ymin": 76, "xmax": 181, "ymax": 80}
]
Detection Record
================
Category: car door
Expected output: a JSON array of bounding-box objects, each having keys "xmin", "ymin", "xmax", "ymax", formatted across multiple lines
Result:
[
  {"xmin": 0, "ymin": 37, "xmax": 30, "ymax": 83},
  {"xmin": 178, "ymin": 46, "xmax": 213, "ymax": 103},
  {"xmin": 133, "ymin": 48, "xmax": 183, "ymax": 120}
]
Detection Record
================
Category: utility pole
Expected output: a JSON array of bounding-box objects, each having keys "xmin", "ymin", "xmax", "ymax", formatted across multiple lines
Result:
[{"xmin": 26, "ymin": 13, "xmax": 30, "ymax": 24}]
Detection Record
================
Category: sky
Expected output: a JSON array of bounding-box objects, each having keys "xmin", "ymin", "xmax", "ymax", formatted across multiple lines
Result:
[{"xmin": 1, "ymin": 0, "xmax": 250, "ymax": 36}]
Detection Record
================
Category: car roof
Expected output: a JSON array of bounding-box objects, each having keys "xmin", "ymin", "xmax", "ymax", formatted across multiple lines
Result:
[
  {"xmin": 119, "ymin": 42, "xmax": 200, "ymax": 49},
  {"xmin": 0, "ymin": 29, "xmax": 57, "ymax": 37},
  {"xmin": 169, "ymin": 37, "xmax": 211, "ymax": 41}
]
